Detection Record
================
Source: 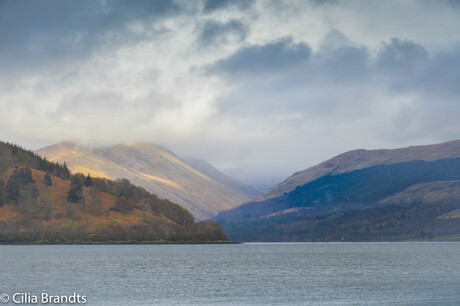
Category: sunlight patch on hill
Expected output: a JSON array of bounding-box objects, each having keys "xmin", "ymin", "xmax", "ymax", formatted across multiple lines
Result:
[{"xmin": 137, "ymin": 172, "xmax": 183, "ymax": 190}]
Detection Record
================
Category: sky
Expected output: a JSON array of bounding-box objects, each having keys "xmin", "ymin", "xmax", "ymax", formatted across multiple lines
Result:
[{"xmin": 1, "ymin": 0, "xmax": 460, "ymax": 191}]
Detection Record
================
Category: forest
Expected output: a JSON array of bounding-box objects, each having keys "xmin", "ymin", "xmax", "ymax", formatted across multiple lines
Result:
[{"xmin": 220, "ymin": 200, "xmax": 460, "ymax": 242}]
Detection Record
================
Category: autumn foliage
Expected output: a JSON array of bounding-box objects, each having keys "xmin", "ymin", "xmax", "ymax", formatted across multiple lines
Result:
[{"xmin": 0, "ymin": 141, "xmax": 228, "ymax": 243}]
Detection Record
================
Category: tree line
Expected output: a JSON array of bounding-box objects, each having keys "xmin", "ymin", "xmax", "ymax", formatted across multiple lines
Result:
[{"xmin": 0, "ymin": 141, "xmax": 70, "ymax": 179}]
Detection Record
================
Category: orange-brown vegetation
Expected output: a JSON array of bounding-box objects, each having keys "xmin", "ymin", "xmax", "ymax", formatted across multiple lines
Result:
[{"xmin": 0, "ymin": 141, "xmax": 229, "ymax": 243}]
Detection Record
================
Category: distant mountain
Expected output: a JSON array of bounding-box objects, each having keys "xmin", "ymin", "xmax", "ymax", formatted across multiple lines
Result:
[
  {"xmin": 255, "ymin": 139, "xmax": 460, "ymax": 202},
  {"xmin": 0, "ymin": 141, "xmax": 228, "ymax": 243},
  {"xmin": 36, "ymin": 142, "xmax": 258, "ymax": 220},
  {"xmin": 215, "ymin": 140, "xmax": 460, "ymax": 241}
]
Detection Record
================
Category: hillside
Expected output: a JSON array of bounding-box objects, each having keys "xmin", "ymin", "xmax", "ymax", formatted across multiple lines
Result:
[
  {"xmin": 215, "ymin": 141, "xmax": 460, "ymax": 242},
  {"xmin": 0, "ymin": 141, "xmax": 228, "ymax": 243},
  {"xmin": 36, "ymin": 142, "xmax": 258, "ymax": 220},
  {"xmin": 255, "ymin": 139, "xmax": 460, "ymax": 202}
]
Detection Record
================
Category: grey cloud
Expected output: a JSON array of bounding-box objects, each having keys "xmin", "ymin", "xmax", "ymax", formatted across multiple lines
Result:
[
  {"xmin": 197, "ymin": 35, "xmax": 460, "ymax": 186},
  {"xmin": 376, "ymin": 38, "xmax": 460, "ymax": 96},
  {"xmin": 320, "ymin": 29, "xmax": 357, "ymax": 50},
  {"xmin": 312, "ymin": 45, "xmax": 370, "ymax": 84},
  {"xmin": 377, "ymin": 38, "xmax": 428, "ymax": 72},
  {"xmin": 198, "ymin": 19, "xmax": 248, "ymax": 46},
  {"xmin": 210, "ymin": 38, "xmax": 312, "ymax": 75},
  {"xmin": 209, "ymin": 34, "xmax": 370, "ymax": 115},
  {"xmin": 0, "ymin": 0, "xmax": 188, "ymax": 75},
  {"xmin": 376, "ymin": 38, "xmax": 429, "ymax": 90},
  {"xmin": 202, "ymin": 0, "xmax": 254, "ymax": 13},
  {"xmin": 419, "ymin": 46, "xmax": 460, "ymax": 96},
  {"xmin": 307, "ymin": 0, "xmax": 340, "ymax": 7},
  {"xmin": 208, "ymin": 34, "xmax": 460, "ymax": 148}
]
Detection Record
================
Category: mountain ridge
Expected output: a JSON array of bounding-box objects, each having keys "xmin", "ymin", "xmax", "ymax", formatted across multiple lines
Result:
[
  {"xmin": 215, "ymin": 140, "xmax": 460, "ymax": 241},
  {"xmin": 36, "ymin": 142, "xmax": 258, "ymax": 220},
  {"xmin": 255, "ymin": 139, "xmax": 460, "ymax": 202}
]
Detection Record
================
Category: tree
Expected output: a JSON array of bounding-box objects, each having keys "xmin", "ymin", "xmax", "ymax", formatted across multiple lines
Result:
[
  {"xmin": 6, "ymin": 179, "xmax": 20, "ymax": 203},
  {"xmin": 111, "ymin": 194, "xmax": 134, "ymax": 213},
  {"xmin": 67, "ymin": 176, "xmax": 83, "ymax": 203},
  {"xmin": 62, "ymin": 162, "xmax": 71, "ymax": 179},
  {"xmin": 0, "ymin": 180, "xmax": 5, "ymax": 207},
  {"xmin": 18, "ymin": 184, "xmax": 40, "ymax": 222},
  {"xmin": 84, "ymin": 174, "xmax": 93, "ymax": 187},
  {"xmin": 77, "ymin": 187, "xmax": 91, "ymax": 211},
  {"xmin": 6, "ymin": 167, "xmax": 35, "ymax": 203},
  {"xmin": 43, "ymin": 173, "xmax": 52, "ymax": 186}
]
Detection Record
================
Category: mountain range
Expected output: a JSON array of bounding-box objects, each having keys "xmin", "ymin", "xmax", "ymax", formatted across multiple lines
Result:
[
  {"xmin": 215, "ymin": 140, "xmax": 460, "ymax": 241},
  {"xmin": 36, "ymin": 142, "xmax": 258, "ymax": 220},
  {"xmin": 4, "ymin": 138, "xmax": 460, "ymax": 242}
]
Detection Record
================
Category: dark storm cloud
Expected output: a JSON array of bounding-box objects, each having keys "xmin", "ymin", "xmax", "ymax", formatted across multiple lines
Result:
[
  {"xmin": 198, "ymin": 19, "xmax": 248, "ymax": 46},
  {"xmin": 0, "ymin": 0, "xmax": 188, "ymax": 74},
  {"xmin": 202, "ymin": 0, "xmax": 254, "ymax": 13},
  {"xmin": 210, "ymin": 38, "xmax": 312, "ymax": 75}
]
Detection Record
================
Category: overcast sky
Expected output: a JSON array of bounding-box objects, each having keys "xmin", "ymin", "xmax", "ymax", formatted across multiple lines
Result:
[{"xmin": 1, "ymin": 0, "xmax": 460, "ymax": 190}]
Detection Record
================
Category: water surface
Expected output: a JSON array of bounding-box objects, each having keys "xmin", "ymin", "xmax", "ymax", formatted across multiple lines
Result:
[{"xmin": 1, "ymin": 242, "xmax": 459, "ymax": 305}]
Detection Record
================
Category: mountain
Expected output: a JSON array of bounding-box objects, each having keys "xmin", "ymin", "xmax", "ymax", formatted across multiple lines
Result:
[
  {"xmin": 255, "ymin": 139, "xmax": 460, "ymax": 202},
  {"xmin": 215, "ymin": 140, "xmax": 460, "ymax": 241},
  {"xmin": 36, "ymin": 142, "xmax": 258, "ymax": 220},
  {"xmin": 0, "ymin": 141, "xmax": 228, "ymax": 243},
  {"xmin": 184, "ymin": 157, "xmax": 258, "ymax": 197}
]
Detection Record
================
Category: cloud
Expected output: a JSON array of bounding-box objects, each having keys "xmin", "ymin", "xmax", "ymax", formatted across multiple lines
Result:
[
  {"xmin": 198, "ymin": 19, "xmax": 248, "ymax": 46},
  {"xmin": 1, "ymin": 0, "xmax": 460, "ymax": 190},
  {"xmin": 210, "ymin": 38, "xmax": 311, "ymax": 74},
  {"xmin": 202, "ymin": 0, "xmax": 254, "ymax": 13},
  {"xmin": 0, "ymin": 0, "xmax": 189, "ymax": 75},
  {"xmin": 197, "ymin": 32, "xmax": 460, "ymax": 188}
]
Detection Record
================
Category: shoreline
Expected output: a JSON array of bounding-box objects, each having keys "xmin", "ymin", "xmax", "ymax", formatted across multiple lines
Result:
[
  {"xmin": 2, "ymin": 239, "xmax": 460, "ymax": 245},
  {"xmin": 0, "ymin": 240, "xmax": 240, "ymax": 245}
]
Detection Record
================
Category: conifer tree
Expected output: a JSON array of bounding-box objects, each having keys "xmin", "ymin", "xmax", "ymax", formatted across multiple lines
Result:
[
  {"xmin": 43, "ymin": 173, "xmax": 52, "ymax": 186},
  {"xmin": 62, "ymin": 162, "xmax": 71, "ymax": 179},
  {"xmin": 84, "ymin": 174, "xmax": 94, "ymax": 187},
  {"xmin": 67, "ymin": 176, "xmax": 83, "ymax": 203}
]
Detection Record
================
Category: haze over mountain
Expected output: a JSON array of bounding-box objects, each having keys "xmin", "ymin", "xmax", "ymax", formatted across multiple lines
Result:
[
  {"xmin": 216, "ymin": 140, "xmax": 460, "ymax": 241},
  {"xmin": 36, "ymin": 142, "xmax": 258, "ymax": 220}
]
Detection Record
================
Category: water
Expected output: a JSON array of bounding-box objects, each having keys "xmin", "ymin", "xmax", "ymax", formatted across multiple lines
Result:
[{"xmin": 0, "ymin": 242, "xmax": 459, "ymax": 305}]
